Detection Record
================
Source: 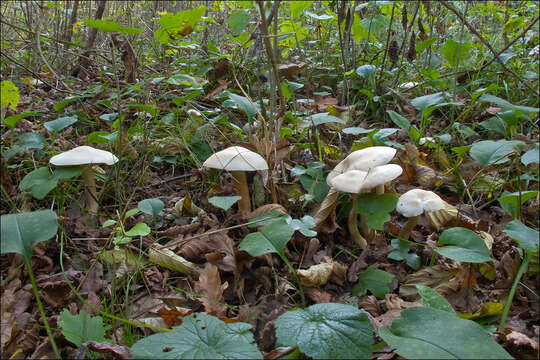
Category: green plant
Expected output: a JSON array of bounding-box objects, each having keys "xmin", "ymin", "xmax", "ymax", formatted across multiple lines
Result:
[
  {"xmin": 102, "ymin": 208, "xmax": 151, "ymax": 248},
  {"xmin": 0, "ymin": 210, "xmax": 61, "ymax": 359},
  {"xmin": 58, "ymin": 309, "xmax": 109, "ymax": 355}
]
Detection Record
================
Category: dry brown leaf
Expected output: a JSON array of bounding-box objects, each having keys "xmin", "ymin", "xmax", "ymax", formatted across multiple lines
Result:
[
  {"xmin": 148, "ymin": 244, "xmax": 200, "ymax": 277},
  {"xmin": 264, "ymin": 346, "xmax": 297, "ymax": 360},
  {"xmin": 157, "ymin": 306, "xmax": 192, "ymax": 327},
  {"xmin": 204, "ymin": 79, "xmax": 229, "ymax": 100},
  {"xmin": 505, "ymin": 330, "xmax": 539, "ymax": 351},
  {"xmin": 278, "ymin": 62, "xmax": 308, "ymax": 80},
  {"xmin": 399, "ymin": 264, "xmax": 461, "ymax": 299},
  {"xmin": 178, "ymin": 232, "xmax": 237, "ymax": 274},
  {"xmin": 304, "ymin": 287, "xmax": 333, "ymax": 303},
  {"xmin": 313, "ymin": 188, "xmax": 339, "ymax": 233},
  {"xmin": 83, "ymin": 341, "xmax": 132, "ymax": 360},
  {"xmin": 248, "ymin": 204, "xmax": 287, "ymax": 221},
  {"xmin": 298, "ymin": 263, "xmax": 334, "ymax": 287},
  {"xmin": 194, "ymin": 263, "xmax": 228, "ymax": 317}
]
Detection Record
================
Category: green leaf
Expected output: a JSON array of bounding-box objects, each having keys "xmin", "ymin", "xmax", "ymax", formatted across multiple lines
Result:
[
  {"xmin": 167, "ymin": 74, "xmax": 198, "ymax": 86},
  {"xmin": 478, "ymin": 94, "xmax": 539, "ymax": 114},
  {"xmin": 289, "ymin": 1, "xmax": 313, "ymax": 18},
  {"xmin": 59, "ymin": 309, "xmax": 108, "ymax": 347},
  {"xmin": 226, "ymin": 10, "xmax": 250, "ymax": 36},
  {"xmin": 0, "ymin": 81, "xmax": 19, "ymax": 110},
  {"xmin": 54, "ymin": 96, "xmax": 83, "ymax": 113},
  {"xmin": 131, "ymin": 313, "xmax": 262, "ymax": 359},
  {"xmin": 379, "ymin": 307, "xmax": 512, "ymax": 359},
  {"xmin": 503, "ymin": 220, "xmax": 539, "ymax": 254},
  {"xmin": 99, "ymin": 112, "xmax": 118, "ymax": 122},
  {"xmin": 521, "ymin": 144, "xmax": 539, "ymax": 165},
  {"xmin": 366, "ymin": 211, "xmax": 390, "ymax": 231},
  {"xmin": 3, "ymin": 132, "xmax": 46, "ymax": 159},
  {"xmin": 1, "ymin": 210, "xmax": 58, "ymax": 261},
  {"xmin": 436, "ymin": 228, "xmax": 492, "ymax": 263},
  {"xmin": 286, "ymin": 215, "xmax": 317, "ymax": 237},
  {"xmin": 275, "ymin": 303, "xmax": 373, "ymax": 359},
  {"xmin": 2, "ymin": 111, "xmax": 40, "ymax": 129},
  {"xmin": 125, "ymin": 223, "xmax": 151, "ymax": 237},
  {"xmin": 138, "ymin": 198, "xmax": 165, "ymax": 217},
  {"xmin": 247, "ymin": 210, "xmax": 286, "ymax": 228},
  {"xmin": 479, "ymin": 117, "xmax": 507, "ymax": 136},
  {"xmin": 387, "ymin": 110, "xmax": 410, "ymax": 131},
  {"xmin": 416, "ymin": 285, "xmax": 455, "ymax": 313},
  {"xmin": 19, "ymin": 167, "xmax": 58, "ymax": 200},
  {"xmin": 498, "ymin": 191, "xmax": 538, "ymax": 218},
  {"xmin": 443, "ymin": 39, "xmax": 471, "ymax": 67},
  {"xmin": 353, "ymin": 264, "xmax": 394, "ymax": 299},
  {"xmin": 84, "ymin": 19, "xmax": 141, "ymax": 34},
  {"xmin": 355, "ymin": 64, "xmax": 377, "ymax": 78},
  {"xmin": 155, "ymin": 6, "xmax": 206, "ymax": 44},
  {"xmin": 411, "ymin": 92, "xmax": 449, "ymax": 111},
  {"xmin": 238, "ymin": 218, "xmax": 294, "ymax": 257},
  {"xmin": 388, "ymin": 238, "xmax": 421, "ymax": 270},
  {"xmin": 227, "ymin": 93, "xmax": 258, "ymax": 119},
  {"xmin": 52, "ymin": 166, "xmax": 84, "ymax": 180},
  {"xmin": 469, "ymin": 140, "xmax": 525, "ymax": 167},
  {"xmin": 44, "ymin": 115, "xmax": 78, "ymax": 132},
  {"xmin": 304, "ymin": 112, "xmax": 346, "ymax": 127},
  {"xmin": 208, "ymin": 196, "xmax": 242, "ymax": 211},
  {"xmin": 125, "ymin": 208, "xmax": 141, "ymax": 218},
  {"xmin": 356, "ymin": 193, "xmax": 398, "ymax": 214}
]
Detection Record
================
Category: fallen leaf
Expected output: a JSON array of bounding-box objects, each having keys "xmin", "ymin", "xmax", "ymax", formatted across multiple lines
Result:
[
  {"xmin": 312, "ymin": 188, "xmax": 339, "ymax": 233},
  {"xmin": 298, "ymin": 263, "xmax": 334, "ymax": 287},
  {"xmin": 157, "ymin": 306, "xmax": 192, "ymax": 327},
  {"xmin": 194, "ymin": 263, "xmax": 228, "ymax": 317},
  {"xmin": 83, "ymin": 341, "xmax": 133, "ymax": 360}
]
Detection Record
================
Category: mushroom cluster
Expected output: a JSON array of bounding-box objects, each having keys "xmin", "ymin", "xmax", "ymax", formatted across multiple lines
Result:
[
  {"xmin": 396, "ymin": 188, "xmax": 457, "ymax": 239},
  {"xmin": 326, "ymin": 146, "xmax": 402, "ymax": 249},
  {"xmin": 49, "ymin": 146, "xmax": 118, "ymax": 214},
  {"xmin": 202, "ymin": 146, "xmax": 268, "ymax": 213}
]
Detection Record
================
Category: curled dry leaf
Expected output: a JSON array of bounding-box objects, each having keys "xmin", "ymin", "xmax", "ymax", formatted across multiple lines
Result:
[
  {"xmin": 174, "ymin": 194, "xmax": 205, "ymax": 218},
  {"xmin": 178, "ymin": 232, "xmax": 237, "ymax": 273},
  {"xmin": 399, "ymin": 264, "xmax": 461, "ymax": 300},
  {"xmin": 194, "ymin": 263, "xmax": 228, "ymax": 317},
  {"xmin": 82, "ymin": 341, "xmax": 132, "ymax": 360},
  {"xmin": 148, "ymin": 244, "xmax": 200, "ymax": 278},
  {"xmin": 298, "ymin": 263, "xmax": 334, "ymax": 287},
  {"xmin": 312, "ymin": 188, "xmax": 339, "ymax": 233},
  {"xmin": 504, "ymin": 330, "xmax": 539, "ymax": 352}
]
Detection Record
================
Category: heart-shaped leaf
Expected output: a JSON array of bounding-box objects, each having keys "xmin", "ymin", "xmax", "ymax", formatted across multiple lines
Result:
[
  {"xmin": 503, "ymin": 220, "xmax": 539, "ymax": 254},
  {"xmin": 138, "ymin": 198, "xmax": 165, "ymax": 217},
  {"xmin": 353, "ymin": 264, "xmax": 394, "ymax": 299},
  {"xmin": 469, "ymin": 140, "xmax": 525, "ymax": 167},
  {"xmin": 238, "ymin": 218, "xmax": 294, "ymax": 257},
  {"xmin": 388, "ymin": 239, "xmax": 421, "ymax": 270},
  {"xmin": 379, "ymin": 307, "xmax": 512, "ymax": 359},
  {"xmin": 208, "ymin": 196, "xmax": 242, "ymax": 211},
  {"xmin": 1, "ymin": 210, "xmax": 58, "ymax": 261},
  {"xmin": 19, "ymin": 167, "xmax": 58, "ymax": 200},
  {"xmin": 131, "ymin": 313, "xmax": 262, "ymax": 359},
  {"xmin": 436, "ymin": 228, "xmax": 492, "ymax": 263},
  {"xmin": 275, "ymin": 303, "xmax": 373, "ymax": 359}
]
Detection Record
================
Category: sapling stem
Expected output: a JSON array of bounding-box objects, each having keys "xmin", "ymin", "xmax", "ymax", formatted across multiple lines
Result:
[
  {"xmin": 231, "ymin": 170, "xmax": 251, "ymax": 213},
  {"xmin": 349, "ymin": 194, "xmax": 368, "ymax": 249},
  {"xmin": 498, "ymin": 252, "xmax": 531, "ymax": 332},
  {"xmin": 26, "ymin": 258, "xmax": 61, "ymax": 360}
]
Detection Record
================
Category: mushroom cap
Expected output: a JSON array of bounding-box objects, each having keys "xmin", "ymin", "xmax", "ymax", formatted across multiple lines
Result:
[
  {"xmin": 202, "ymin": 146, "xmax": 268, "ymax": 172},
  {"xmin": 361, "ymin": 164, "xmax": 403, "ymax": 191},
  {"xmin": 327, "ymin": 146, "xmax": 396, "ymax": 185},
  {"xmin": 49, "ymin": 146, "xmax": 118, "ymax": 166},
  {"xmin": 396, "ymin": 189, "xmax": 447, "ymax": 217},
  {"xmin": 328, "ymin": 170, "xmax": 368, "ymax": 193}
]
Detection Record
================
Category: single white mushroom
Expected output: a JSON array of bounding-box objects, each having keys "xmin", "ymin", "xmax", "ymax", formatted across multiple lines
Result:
[
  {"xmin": 202, "ymin": 146, "xmax": 268, "ymax": 213},
  {"xmin": 49, "ymin": 146, "xmax": 118, "ymax": 214},
  {"xmin": 396, "ymin": 189, "xmax": 457, "ymax": 239}
]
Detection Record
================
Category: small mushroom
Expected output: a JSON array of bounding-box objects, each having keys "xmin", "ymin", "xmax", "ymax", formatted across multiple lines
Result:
[
  {"xmin": 49, "ymin": 146, "xmax": 118, "ymax": 214},
  {"xmin": 202, "ymin": 146, "xmax": 268, "ymax": 213},
  {"xmin": 396, "ymin": 189, "xmax": 457, "ymax": 239}
]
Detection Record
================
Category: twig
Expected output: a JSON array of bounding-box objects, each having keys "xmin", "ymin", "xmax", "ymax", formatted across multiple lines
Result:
[
  {"xmin": 440, "ymin": 1, "xmax": 540, "ymax": 97},
  {"xmin": 148, "ymin": 173, "xmax": 193, "ymax": 187}
]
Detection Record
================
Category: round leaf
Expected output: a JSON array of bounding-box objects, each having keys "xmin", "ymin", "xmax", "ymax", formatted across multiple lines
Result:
[
  {"xmin": 436, "ymin": 228, "xmax": 492, "ymax": 263},
  {"xmin": 138, "ymin": 198, "xmax": 165, "ymax": 217},
  {"xmin": 379, "ymin": 307, "xmax": 512, "ymax": 359},
  {"xmin": 275, "ymin": 303, "xmax": 373, "ymax": 359},
  {"xmin": 131, "ymin": 313, "xmax": 262, "ymax": 359}
]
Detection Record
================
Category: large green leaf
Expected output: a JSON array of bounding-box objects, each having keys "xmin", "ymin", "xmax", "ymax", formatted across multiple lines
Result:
[
  {"xmin": 155, "ymin": 6, "xmax": 206, "ymax": 44},
  {"xmin": 84, "ymin": 19, "xmax": 141, "ymax": 34},
  {"xmin": 1, "ymin": 210, "xmax": 58, "ymax": 261},
  {"xmin": 19, "ymin": 167, "xmax": 58, "ymax": 200},
  {"xmin": 226, "ymin": 10, "xmax": 250, "ymax": 36},
  {"xmin": 478, "ymin": 94, "xmax": 539, "ymax": 114},
  {"xmin": 289, "ymin": 1, "xmax": 313, "ymax": 19},
  {"xmin": 0, "ymin": 80, "xmax": 19, "ymax": 110},
  {"xmin": 131, "ymin": 313, "xmax": 262, "ymax": 359},
  {"xmin": 411, "ymin": 92, "xmax": 449, "ymax": 111},
  {"xmin": 443, "ymin": 39, "xmax": 471, "ymax": 67},
  {"xmin": 275, "ymin": 303, "xmax": 373, "ymax": 359},
  {"xmin": 59, "ymin": 309, "xmax": 108, "ymax": 347},
  {"xmin": 387, "ymin": 110, "xmax": 411, "ymax": 131},
  {"xmin": 238, "ymin": 218, "xmax": 294, "ymax": 257},
  {"xmin": 503, "ymin": 220, "xmax": 539, "ymax": 254},
  {"xmin": 228, "ymin": 93, "xmax": 258, "ymax": 119},
  {"xmin": 416, "ymin": 285, "xmax": 455, "ymax": 313},
  {"xmin": 44, "ymin": 115, "xmax": 78, "ymax": 133},
  {"xmin": 521, "ymin": 144, "xmax": 539, "ymax": 165},
  {"xmin": 436, "ymin": 228, "xmax": 492, "ymax": 263},
  {"xmin": 355, "ymin": 64, "xmax": 377, "ymax": 78},
  {"xmin": 2, "ymin": 111, "xmax": 40, "ymax": 129},
  {"xmin": 356, "ymin": 193, "xmax": 398, "ymax": 214},
  {"xmin": 469, "ymin": 140, "xmax": 525, "ymax": 167},
  {"xmin": 498, "ymin": 190, "xmax": 538, "ymax": 218},
  {"xmin": 304, "ymin": 112, "xmax": 346, "ymax": 127},
  {"xmin": 379, "ymin": 307, "xmax": 512, "ymax": 359}
]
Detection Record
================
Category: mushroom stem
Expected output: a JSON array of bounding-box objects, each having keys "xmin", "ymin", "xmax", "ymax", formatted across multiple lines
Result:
[
  {"xmin": 231, "ymin": 170, "xmax": 251, "ymax": 213},
  {"xmin": 348, "ymin": 194, "xmax": 368, "ymax": 249},
  {"xmin": 376, "ymin": 184, "xmax": 385, "ymax": 195},
  {"xmin": 398, "ymin": 215, "xmax": 419, "ymax": 240},
  {"xmin": 359, "ymin": 213, "xmax": 373, "ymax": 240},
  {"xmin": 81, "ymin": 166, "xmax": 99, "ymax": 214}
]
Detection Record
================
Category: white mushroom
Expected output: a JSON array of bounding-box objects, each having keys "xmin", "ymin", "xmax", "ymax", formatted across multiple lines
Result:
[
  {"xmin": 49, "ymin": 146, "xmax": 118, "ymax": 214},
  {"xmin": 202, "ymin": 146, "xmax": 268, "ymax": 213},
  {"xmin": 396, "ymin": 189, "xmax": 457, "ymax": 239}
]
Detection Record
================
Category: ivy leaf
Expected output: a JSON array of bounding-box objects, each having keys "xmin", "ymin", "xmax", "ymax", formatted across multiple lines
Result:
[
  {"xmin": 59, "ymin": 309, "xmax": 108, "ymax": 347},
  {"xmin": 275, "ymin": 303, "xmax": 373, "ymax": 359},
  {"xmin": 238, "ymin": 218, "xmax": 294, "ymax": 257},
  {"xmin": 131, "ymin": 313, "xmax": 262, "ymax": 359},
  {"xmin": 353, "ymin": 264, "xmax": 394, "ymax": 299}
]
